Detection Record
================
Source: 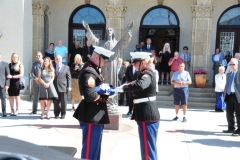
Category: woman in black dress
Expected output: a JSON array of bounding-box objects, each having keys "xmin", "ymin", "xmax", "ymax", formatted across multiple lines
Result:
[
  {"xmin": 68, "ymin": 41, "xmax": 82, "ymax": 67},
  {"xmin": 159, "ymin": 43, "xmax": 172, "ymax": 85},
  {"xmin": 7, "ymin": 53, "xmax": 24, "ymax": 116},
  {"xmin": 45, "ymin": 43, "xmax": 55, "ymax": 64}
]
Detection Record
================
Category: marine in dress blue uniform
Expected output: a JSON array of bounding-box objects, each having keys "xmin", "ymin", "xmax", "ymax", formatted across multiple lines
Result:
[
  {"xmin": 73, "ymin": 46, "xmax": 114, "ymax": 160},
  {"xmin": 116, "ymin": 52, "xmax": 160, "ymax": 160}
]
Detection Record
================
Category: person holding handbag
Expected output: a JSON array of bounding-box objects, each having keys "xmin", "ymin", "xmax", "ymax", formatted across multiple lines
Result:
[
  {"xmin": 7, "ymin": 53, "xmax": 24, "ymax": 116},
  {"xmin": 215, "ymin": 66, "xmax": 226, "ymax": 112}
]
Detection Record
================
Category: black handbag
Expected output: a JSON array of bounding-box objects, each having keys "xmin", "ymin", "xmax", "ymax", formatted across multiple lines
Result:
[{"xmin": 19, "ymin": 81, "xmax": 25, "ymax": 90}]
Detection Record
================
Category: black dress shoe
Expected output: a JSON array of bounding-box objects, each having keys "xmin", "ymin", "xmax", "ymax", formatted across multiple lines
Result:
[
  {"xmin": 223, "ymin": 130, "xmax": 235, "ymax": 133},
  {"xmin": 2, "ymin": 114, "xmax": 7, "ymax": 117},
  {"xmin": 215, "ymin": 109, "xmax": 224, "ymax": 112},
  {"xmin": 54, "ymin": 116, "xmax": 59, "ymax": 119},
  {"xmin": 232, "ymin": 131, "xmax": 240, "ymax": 136},
  {"xmin": 30, "ymin": 111, "xmax": 37, "ymax": 115},
  {"xmin": 60, "ymin": 116, "xmax": 65, "ymax": 119}
]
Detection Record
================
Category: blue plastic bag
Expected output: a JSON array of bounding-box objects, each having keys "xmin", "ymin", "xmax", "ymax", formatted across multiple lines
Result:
[{"xmin": 217, "ymin": 94, "xmax": 226, "ymax": 110}]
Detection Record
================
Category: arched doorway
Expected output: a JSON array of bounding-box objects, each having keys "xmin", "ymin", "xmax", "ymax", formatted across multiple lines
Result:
[
  {"xmin": 68, "ymin": 5, "xmax": 106, "ymax": 51},
  {"xmin": 139, "ymin": 6, "xmax": 180, "ymax": 53},
  {"xmin": 216, "ymin": 5, "xmax": 240, "ymax": 57}
]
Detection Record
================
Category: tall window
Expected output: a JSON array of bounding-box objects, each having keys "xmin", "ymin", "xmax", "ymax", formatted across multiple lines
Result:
[
  {"xmin": 69, "ymin": 5, "xmax": 106, "ymax": 49},
  {"xmin": 216, "ymin": 5, "xmax": 240, "ymax": 56},
  {"xmin": 139, "ymin": 6, "xmax": 179, "ymax": 53},
  {"xmin": 219, "ymin": 7, "xmax": 240, "ymax": 25},
  {"xmin": 141, "ymin": 7, "xmax": 179, "ymax": 26},
  {"xmin": 72, "ymin": 7, "xmax": 105, "ymax": 24}
]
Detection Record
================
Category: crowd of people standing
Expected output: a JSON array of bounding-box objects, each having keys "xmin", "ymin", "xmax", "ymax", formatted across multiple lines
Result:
[{"xmin": 1, "ymin": 36, "xmax": 240, "ymax": 160}]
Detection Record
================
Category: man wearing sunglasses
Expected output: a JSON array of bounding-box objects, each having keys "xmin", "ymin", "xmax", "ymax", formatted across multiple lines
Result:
[
  {"xmin": 225, "ymin": 53, "xmax": 240, "ymax": 74},
  {"xmin": 179, "ymin": 46, "xmax": 191, "ymax": 72},
  {"xmin": 73, "ymin": 46, "xmax": 114, "ymax": 160},
  {"xmin": 223, "ymin": 58, "xmax": 240, "ymax": 136}
]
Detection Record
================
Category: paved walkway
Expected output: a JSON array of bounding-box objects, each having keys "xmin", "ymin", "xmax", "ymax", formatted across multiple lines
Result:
[{"xmin": 0, "ymin": 100, "xmax": 240, "ymax": 160}]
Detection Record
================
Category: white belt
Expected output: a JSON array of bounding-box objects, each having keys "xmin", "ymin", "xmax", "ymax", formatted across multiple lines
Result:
[
  {"xmin": 82, "ymin": 96, "xmax": 84, "ymax": 99},
  {"xmin": 133, "ymin": 96, "xmax": 156, "ymax": 104}
]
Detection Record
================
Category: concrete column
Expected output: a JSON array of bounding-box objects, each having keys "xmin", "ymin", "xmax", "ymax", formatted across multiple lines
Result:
[
  {"xmin": 191, "ymin": 1, "xmax": 215, "ymax": 80},
  {"xmin": 157, "ymin": 0, "xmax": 164, "ymax": 5},
  {"xmin": 105, "ymin": 0, "xmax": 127, "ymax": 58},
  {"xmin": 32, "ymin": 2, "xmax": 48, "ymax": 61}
]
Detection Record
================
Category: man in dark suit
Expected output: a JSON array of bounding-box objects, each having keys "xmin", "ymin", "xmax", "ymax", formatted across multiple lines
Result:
[
  {"xmin": 82, "ymin": 40, "xmax": 94, "ymax": 63},
  {"xmin": 223, "ymin": 58, "xmax": 240, "ymax": 136},
  {"xmin": 142, "ymin": 38, "xmax": 155, "ymax": 52},
  {"xmin": 53, "ymin": 55, "xmax": 72, "ymax": 119},
  {"xmin": 117, "ymin": 58, "xmax": 126, "ymax": 106},
  {"xmin": 136, "ymin": 41, "xmax": 145, "ymax": 52},
  {"xmin": 30, "ymin": 51, "xmax": 43, "ymax": 114},
  {"xmin": 125, "ymin": 62, "xmax": 140, "ymax": 115},
  {"xmin": 0, "ymin": 53, "xmax": 10, "ymax": 117}
]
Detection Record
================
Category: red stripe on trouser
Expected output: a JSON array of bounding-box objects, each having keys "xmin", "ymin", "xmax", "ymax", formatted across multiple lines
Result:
[
  {"xmin": 142, "ymin": 122, "xmax": 149, "ymax": 160},
  {"xmin": 86, "ymin": 124, "xmax": 92, "ymax": 159}
]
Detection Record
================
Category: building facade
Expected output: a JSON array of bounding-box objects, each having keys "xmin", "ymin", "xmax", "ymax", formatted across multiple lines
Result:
[{"xmin": 0, "ymin": 0, "xmax": 240, "ymax": 87}]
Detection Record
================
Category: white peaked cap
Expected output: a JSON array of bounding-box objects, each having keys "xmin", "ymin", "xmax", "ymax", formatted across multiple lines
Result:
[
  {"xmin": 130, "ymin": 52, "xmax": 152, "ymax": 63},
  {"xmin": 93, "ymin": 46, "xmax": 114, "ymax": 58}
]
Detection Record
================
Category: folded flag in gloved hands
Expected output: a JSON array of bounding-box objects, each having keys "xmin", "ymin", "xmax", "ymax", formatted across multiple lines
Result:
[
  {"xmin": 95, "ymin": 83, "xmax": 116, "ymax": 95},
  {"xmin": 114, "ymin": 85, "xmax": 124, "ymax": 93}
]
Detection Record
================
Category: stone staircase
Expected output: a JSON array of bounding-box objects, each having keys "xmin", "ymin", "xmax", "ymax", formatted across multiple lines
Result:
[{"xmin": 156, "ymin": 84, "xmax": 216, "ymax": 108}]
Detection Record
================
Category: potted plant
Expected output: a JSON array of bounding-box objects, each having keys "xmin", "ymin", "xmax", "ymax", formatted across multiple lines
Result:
[{"xmin": 193, "ymin": 68, "xmax": 209, "ymax": 88}]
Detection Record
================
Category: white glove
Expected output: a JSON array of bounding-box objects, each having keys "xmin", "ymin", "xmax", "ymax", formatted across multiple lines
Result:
[{"xmin": 115, "ymin": 85, "xmax": 124, "ymax": 93}]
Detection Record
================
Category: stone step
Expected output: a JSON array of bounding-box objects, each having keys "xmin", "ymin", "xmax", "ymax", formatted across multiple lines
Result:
[
  {"xmin": 158, "ymin": 85, "xmax": 215, "ymax": 92},
  {"xmin": 157, "ymin": 96, "xmax": 215, "ymax": 103},
  {"xmin": 157, "ymin": 91, "xmax": 215, "ymax": 98},
  {"xmin": 155, "ymin": 100, "xmax": 215, "ymax": 108}
]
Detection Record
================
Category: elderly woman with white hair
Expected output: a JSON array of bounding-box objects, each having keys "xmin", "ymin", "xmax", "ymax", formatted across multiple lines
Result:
[{"xmin": 215, "ymin": 66, "xmax": 226, "ymax": 112}]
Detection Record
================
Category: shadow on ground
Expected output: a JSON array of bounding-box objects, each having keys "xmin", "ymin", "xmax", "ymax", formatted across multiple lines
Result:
[{"xmin": 183, "ymin": 138, "xmax": 240, "ymax": 148}]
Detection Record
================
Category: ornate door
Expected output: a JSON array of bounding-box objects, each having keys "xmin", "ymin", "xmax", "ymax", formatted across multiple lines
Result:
[{"xmin": 216, "ymin": 29, "xmax": 240, "ymax": 57}]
